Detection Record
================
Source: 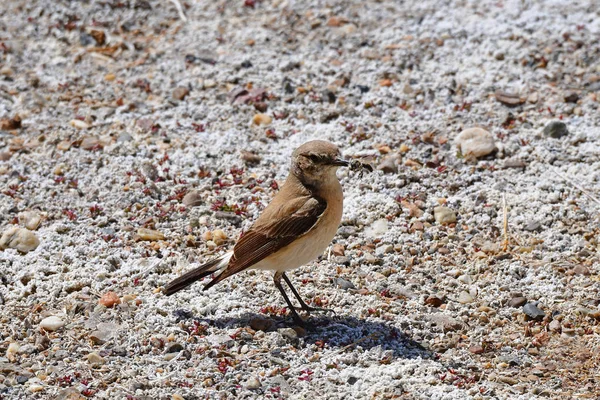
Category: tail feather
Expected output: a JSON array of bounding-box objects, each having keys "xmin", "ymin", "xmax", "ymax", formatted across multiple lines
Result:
[{"xmin": 164, "ymin": 253, "xmax": 231, "ymax": 296}]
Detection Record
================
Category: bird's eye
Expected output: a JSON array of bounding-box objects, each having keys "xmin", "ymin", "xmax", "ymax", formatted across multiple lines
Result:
[{"xmin": 307, "ymin": 154, "xmax": 321, "ymax": 163}]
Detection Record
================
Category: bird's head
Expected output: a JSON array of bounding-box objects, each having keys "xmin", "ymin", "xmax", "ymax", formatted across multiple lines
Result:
[{"xmin": 291, "ymin": 140, "xmax": 348, "ymax": 188}]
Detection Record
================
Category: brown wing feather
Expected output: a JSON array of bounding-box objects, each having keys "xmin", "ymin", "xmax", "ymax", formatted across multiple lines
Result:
[{"xmin": 203, "ymin": 196, "xmax": 326, "ymax": 290}]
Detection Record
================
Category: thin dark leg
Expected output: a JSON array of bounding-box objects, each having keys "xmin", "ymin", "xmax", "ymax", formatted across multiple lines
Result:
[
  {"xmin": 282, "ymin": 272, "xmax": 333, "ymax": 314},
  {"xmin": 273, "ymin": 271, "xmax": 304, "ymax": 325}
]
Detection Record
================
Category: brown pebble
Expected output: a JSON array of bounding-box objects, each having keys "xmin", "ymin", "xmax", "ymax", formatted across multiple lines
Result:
[
  {"xmin": 0, "ymin": 115, "xmax": 22, "ymax": 130},
  {"xmin": 252, "ymin": 113, "xmax": 272, "ymax": 125},
  {"xmin": 240, "ymin": 150, "xmax": 262, "ymax": 164},
  {"xmin": 172, "ymin": 86, "xmax": 190, "ymax": 101},
  {"xmin": 469, "ymin": 345, "xmax": 484, "ymax": 354},
  {"xmin": 569, "ymin": 265, "xmax": 590, "ymax": 276},
  {"xmin": 254, "ymin": 102, "xmax": 268, "ymax": 112},
  {"xmin": 89, "ymin": 29, "xmax": 106, "ymax": 45},
  {"xmin": 409, "ymin": 221, "xmax": 424, "ymax": 232},
  {"xmin": 425, "ymin": 295, "xmax": 444, "ymax": 307},
  {"xmin": 331, "ymin": 244, "xmax": 345, "ymax": 256},
  {"xmin": 99, "ymin": 291, "xmax": 121, "ymax": 308},
  {"xmin": 136, "ymin": 228, "xmax": 165, "ymax": 241},
  {"xmin": 57, "ymin": 140, "xmax": 71, "ymax": 151},
  {"xmin": 250, "ymin": 318, "xmax": 273, "ymax": 331}
]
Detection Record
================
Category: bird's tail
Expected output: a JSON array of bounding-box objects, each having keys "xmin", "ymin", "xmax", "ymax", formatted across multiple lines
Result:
[{"xmin": 164, "ymin": 252, "xmax": 232, "ymax": 296}]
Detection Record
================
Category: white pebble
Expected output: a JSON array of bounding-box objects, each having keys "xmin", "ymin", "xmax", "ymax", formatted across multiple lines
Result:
[
  {"xmin": 455, "ymin": 127, "xmax": 497, "ymax": 159},
  {"xmin": 39, "ymin": 316, "xmax": 64, "ymax": 331},
  {"xmin": 0, "ymin": 227, "xmax": 40, "ymax": 253}
]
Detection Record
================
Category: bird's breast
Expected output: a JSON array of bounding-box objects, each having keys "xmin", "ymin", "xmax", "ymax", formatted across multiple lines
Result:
[{"xmin": 253, "ymin": 189, "xmax": 343, "ymax": 272}]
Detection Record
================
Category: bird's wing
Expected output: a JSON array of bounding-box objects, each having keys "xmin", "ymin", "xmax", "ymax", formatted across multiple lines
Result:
[{"xmin": 203, "ymin": 195, "xmax": 327, "ymax": 290}]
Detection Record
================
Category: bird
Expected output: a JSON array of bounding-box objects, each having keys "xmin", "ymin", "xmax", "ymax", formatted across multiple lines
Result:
[{"xmin": 164, "ymin": 140, "xmax": 350, "ymax": 324}]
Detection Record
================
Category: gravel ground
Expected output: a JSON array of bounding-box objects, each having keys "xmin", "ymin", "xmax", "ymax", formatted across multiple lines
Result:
[{"xmin": 1, "ymin": 0, "xmax": 600, "ymax": 399}]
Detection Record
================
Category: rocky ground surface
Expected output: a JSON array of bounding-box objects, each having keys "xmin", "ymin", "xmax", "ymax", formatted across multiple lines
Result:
[{"xmin": 1, "ymin": 0, "xmax": 600, "ymax": 399}]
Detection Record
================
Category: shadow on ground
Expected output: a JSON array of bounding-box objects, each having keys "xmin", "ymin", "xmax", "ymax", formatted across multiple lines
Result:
[{"xmin": 172, "ymin": 309, "xmax": 432, "ymax": 360}]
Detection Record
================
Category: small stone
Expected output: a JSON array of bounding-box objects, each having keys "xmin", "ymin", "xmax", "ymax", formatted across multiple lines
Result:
[
  {"xmin": 503, "ymin": 159, "xmax": 527, "ymax": 169},
  {"xmin": 455, "ymin": 127, "xmax": 497, "ymax": 159},
  {"xmin": 99, "ymin": 291, "xmax": 121, "ymax": 308},
  {"xmin": 6, "ymin": 343, "xmax": 19, "ymax": 362},
  {"xmin": 172, "ymin": 395, "xmax": 185, "ymax": 400},
  {"xmin": 212, "ymin": 229, "xmax": 227, "ymax": 245},
  {"xmin": 365, "ymin": 218, "xmax": 388, "ymax": 237},
  {"xmin": 18, "ymin": 211, "xmax": 42, "ymax": 230},
  {"xmin": 523, "ymin": 303, "xmax": 545, "ymax": 320},
  {"xmin": 564, "ymin": 92, "xmax": 579, "ymax": 103},
  {"xmin": 0, "ymin": 227, "xmax": 40, "ymax": 253},
  {"xmin": 80, "ymin": 136, "xmax": 101, "ymax": 150},
  {"xmin": 117, "ymin": 132, "xmax": 133, "ymax": 142},
  {"xmin": 377, "ymin": 155, "xmax": 398, "ymax": 174},
  {"xmin": 104, "ymin": 73, "xmax": 116, "ymax": 81},
  {"xmin": 527, "ymin": 92, "xmax": 539, "ymax": 103},
  {"xmin": 252, "ymin": 113, "xmax": 272, "ymax": 125},
  {"xmin": 334, "ymin": 277, "xmax": 355, "ymax": 290},
  {"xmin": 249, "ymin": 318, "xmax": 273, "ymax": 331},
  {"xmin": 87, "ymin": 352, "xmax": 105, "ymax": 366},
  {"xmin": 89, "ymin": 29, "xmax": 106, "ymax": 45},
  {"xmin": 327, "ymin": 16, "xmax": 345, "ymax": 27},
  {"xmin": 246, "ymin": 377, "xmax": 261, "ymax": 390},
  {"xmin": 172, "ymin": 86, "xmax": 190, "ymax": 101},
  {"xmin": 240, "ymin": 150, "xmax": 262, "ymax": 164},
  {"xmin": 469, "ymin": 345, "xmax": 484, "ymax": 354},
  {"xmin": 331, "ymin": 244, "xmax": 345, "ymax": 256},
  {"xmin": 278, "ymin": 328, "xmax": 298, "ymax": 340},
  {"xmin": 549, "ymin": 320, "xmax": 561, "ymax": 332},
  {"xmin": 498, "ymin": 376, "xmax": 518, "ymax": 385},
  {"xmin": 428, "ymin": 314, "xmax": 463, "ymax": 332},
  {"xmin": 375, "ymin": 244, "xmax": 393, "ymax": 256},
  {"xmin": 379, "ymin": 79, "xmax": 393, "ymax": 87},
  {"xmin": 0, "ymin": 151, "xmax": 12, "ymax": 161},
  {"xmin": 543, "ymin": 121, "xmax": 568, "ymax": 138},
  {"xmin": 524, "ymin": 221, "xmax": 541, "ymax": 232},
  {"xmin": 90, "ymin": 328, "xmax": 114, "ymax": 345},
  {"xmin": 458, "ymin": 291, "xmax": 474, "ymax": 304},
  {"xmin": 136, "ymin": 228, "xmax": 165, "ymax": 241},
  {"xmin": 495, "ymin": 90, "xmax": 525, "ymax": 106},
  {"xmin": 577, "ymin": 307, "xmax": 600, "ymax": 319},
  {"xmin": 434, "ymin": 206, "xmax": 457, "ymax": 225},
  {"xmin": 57, "ymin": 140, "xmax": 71, "ymax": 151},
  {"xmin": 334, "ymin": 256, "xmax": 350, "ymax": 265},
  {"xmin": 182, "ymin": 191, "xmax": 202, "ymax": 207},
  {"xmin": 425, "ymin": 295, "xmax": 444, "ymax": 307},
  {"xmin": 363, "ymin": 252, "xmax": 379, "ymax": 264},
  {"xmin": 570, "ymin": 265, "xmax": 590, "ymax": 276},
  {"xmin": 40, "ymin": 316, "xmax": 65, "ymax": 332},
  {"xmin": 409, "ymin": 221, "xmax": 424, "ymax": 232},
  {"xmin": 165, "ymin": 343, "xmax": 184, "ymax": 353},
  {"xmin": 70, "ymin": 119, "xmax": 90, "ymax": 129},
  {"xmin": 28, "ymin": 384, "xmax": 44, "ymax": 393},
  {"xmin": 0, "ymin": 115, "xmax": 22, "ymax": 130},
  {"xmin": 508, "ymin": 297, "xmax": 527, "ymax": 308}
]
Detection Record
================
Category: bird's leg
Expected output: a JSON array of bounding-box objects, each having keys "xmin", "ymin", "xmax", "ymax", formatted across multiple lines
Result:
[
  {"xmin": 273, "ymin": 271, "xmax": 305, "ymax": 325},
  {"xmin": 282, "ymin": 272, "xmax": 334, "ymax": 315}
]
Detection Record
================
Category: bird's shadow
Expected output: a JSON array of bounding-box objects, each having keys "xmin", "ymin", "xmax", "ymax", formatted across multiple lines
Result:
[{"xmin": 173, "ymin": 310, "xmax": 432, "ymax": 361}]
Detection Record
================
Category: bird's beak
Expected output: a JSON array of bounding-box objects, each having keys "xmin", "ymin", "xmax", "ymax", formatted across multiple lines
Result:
[{"xmin": 330, "ymin": 158, "xmax": 350, "ymax": 167}]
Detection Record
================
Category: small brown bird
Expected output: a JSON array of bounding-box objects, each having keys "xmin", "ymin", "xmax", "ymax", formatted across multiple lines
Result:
[{"xmin": 165, "ymin": 140, "xmax": 350, "ymax": 324}]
